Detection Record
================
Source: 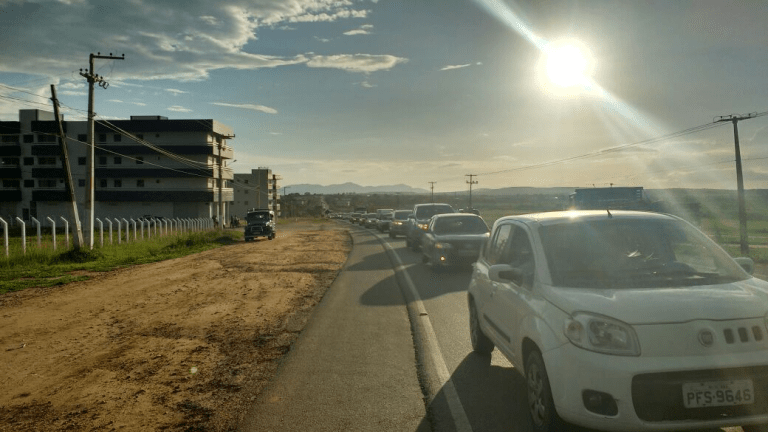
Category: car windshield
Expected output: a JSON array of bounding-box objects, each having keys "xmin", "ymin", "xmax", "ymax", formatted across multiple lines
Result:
[
  {"xmin": 394, "ymin": 211, "xmax": 411, "ymax": 220},
  {"xmin": 433, "ymin": 216, "xmax": 489, "ymax": 235},
  {"xmin": 415, "ymin": 205, "xmax": 453, "ymax": 219},
  {"xmin": 538, "ymin": 218, "xmax": 749, "ymax": 289},
  {"xmin": 247, "ymin": 212, "xmax": 270, "ymax": 222}
]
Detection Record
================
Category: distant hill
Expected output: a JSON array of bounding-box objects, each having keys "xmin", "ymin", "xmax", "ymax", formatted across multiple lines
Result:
[{"xmin": 283, "ymin": 182, "xmax": 430, "ymax": 195}]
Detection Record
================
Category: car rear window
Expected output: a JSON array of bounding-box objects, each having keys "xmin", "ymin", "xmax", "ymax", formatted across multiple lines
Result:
[{"xmin": 415, "ymin": 205, "xmax": 454, "ymax": 219}]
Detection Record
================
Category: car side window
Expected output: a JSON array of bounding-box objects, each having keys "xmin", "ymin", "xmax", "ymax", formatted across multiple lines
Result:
[
  {"xmin": 485, "ymin": 224, "xmax": 512, "ymax": 265},
  {"xmin": 506, "ymin": 226, "xmax": 535, "ymax": 288}
]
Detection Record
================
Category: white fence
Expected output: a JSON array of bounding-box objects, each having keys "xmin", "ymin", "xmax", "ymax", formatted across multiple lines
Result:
[{"xmin": 0, "ymin": 217, "xmax": 215, "ymax": 257}]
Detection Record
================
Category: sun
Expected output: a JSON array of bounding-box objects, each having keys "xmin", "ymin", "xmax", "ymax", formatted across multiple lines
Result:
[
  {"xmin": 546, "ymin": 44, "xmax": 589, "ymax": 87},
  {"xmin": 537, "ymin": 40, "xmax": 594, "ymax": 96}
]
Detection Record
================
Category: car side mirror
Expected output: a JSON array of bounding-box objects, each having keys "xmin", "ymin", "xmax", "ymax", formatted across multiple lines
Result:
[
  {"xmin": 489, "ymin": 264, "xmax": 524, "ymax": 285},
  {"xmin": 734, "ymin": 257, "xmax": 754, "ymax": 275}
]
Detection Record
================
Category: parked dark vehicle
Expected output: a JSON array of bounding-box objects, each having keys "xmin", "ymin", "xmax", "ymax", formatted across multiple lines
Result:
[
  {"xmin": 244, "ymin": 209, "xmax": 275, "ymax": 241},
  {"xmin": 421, "ymin": 213, "xmax": 490, "ymax": 271},
  {"xmin": 388, "ymin": 210, "xmax": 412, "ymax": 238},
  {"xmin": 376, "ymin": 210, "xmax": 394, "ymax": 232},
  {"xmin": 363, "ymin": 213, "xmax": 378, "ymax": 228},
  {"xmin": 406, "ymin": 203, "xmax": 455, "ymax": 251}
]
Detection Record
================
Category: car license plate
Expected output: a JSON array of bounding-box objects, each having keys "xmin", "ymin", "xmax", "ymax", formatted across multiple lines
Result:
[{"xmin": 682, "ymin": 379, "xmax": 754, "ymax": 408}]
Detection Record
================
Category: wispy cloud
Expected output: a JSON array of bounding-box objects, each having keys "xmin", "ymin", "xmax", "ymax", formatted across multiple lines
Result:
[
  {"xmin": 61, "ymin": 90, "xmax": 87, "ymax": 96},
  {"xmin": 0, "ymin": 1, "xmax": 381, "ymax": 82},
  {"xmin": 167, "ymin": 105, "xmax": 192, "ymax": 112},
  {"xmin": 211, "ymin": 102, "xmax": 278, "ymax": 114},
  {"xmin": 360, "ymin": 81, "xmax": 376, "ymax": 88},
  {"xmin": 440, "ymin": 63, "xmax": 471, "ymax": 71},
  {"xmin": 314, "ymin": 36, "xmax": 331, "ymax": 43},
  {"xmin": 344, "ymin": 24, "xmax": 373, "ymax": 36},
  {"xmin": 307, "ymin": 54, "xmax": 407, "ymax": 73},
  {"xmin": 166, "ymin": 89, "xmax": 187, "ymax": 95}
]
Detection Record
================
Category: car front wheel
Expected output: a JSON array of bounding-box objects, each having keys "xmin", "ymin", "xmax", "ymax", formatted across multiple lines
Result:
[
  {"xmin": 526, "ymin": 350, "xmax": 563, "ymax": 432},
  {"xmin": 468, "ymin": 298, "xmax": 493, "ymax": 354}
]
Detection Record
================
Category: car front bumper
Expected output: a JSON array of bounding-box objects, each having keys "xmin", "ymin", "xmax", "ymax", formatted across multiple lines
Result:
[{"xmin": 543, "ymin": 343, "xmax": 768, "ymax": 431}]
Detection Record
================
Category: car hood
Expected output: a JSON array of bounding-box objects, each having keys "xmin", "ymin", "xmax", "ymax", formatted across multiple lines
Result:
[{"xmin": 542, "ymin": 278, "xmax": 768, "ymax": 324}]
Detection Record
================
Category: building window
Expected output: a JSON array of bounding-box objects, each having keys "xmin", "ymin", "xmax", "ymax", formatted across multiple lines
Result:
[
  {"xmin": 77, "ymin": 157, "xmax": 86, "ymax": 165},
  {"xmin": 114, "ymin": 179, "xmax": 122, "ymax": 187},
  {"xmin": 39, "ymin": 179, "xmax": 57, "ymax": 188},
  {"xmin": 23, "ymin": 179, "xmax": 34, "ymax": 188},
  {"xmin": 3, "ymin": 179, "xmax": 19, "ymax": 188},
  {"xmin": 78, "ymin": 179, "xmax": 86, "ymax": 187},
  {"xmin": 23, "ymin": 135, "xmax": 33, "ymax": 143},
  {"xmin": 23, "ymin": 157, "xmax": 34, "ymax": 165},
  {"xmin": 1, "ymin": 157, "xmax": 19, "ymax": 165},
  {"xmin": 244, "ymin": 201, "xmax": 248, "ymax": 206},
  {"xmin": 136, "ymin": 156, "xmax": 144, "ymax": 164},
  {"xmin": 114, "ymin": 156, "xmax": 122, "ymax": 164},
  {"xmin": 38, "ymin": 134, "xmax": 56, "ymax": 143},
  {"xmin": 113, "ymin": 134, "xmax": 122, "ymax": 142},
  {"xmin": 98, "ymin": 156, "xmax": 107, "ymax": 165},
  {"xmin": 155, "ymin": 133, "xmax": 160, "ymax": 138},
  {"xmin": 100, "ymin": 179, "xmax": 107, "ymax": 188},
  {"xmin": 78, "ymin": 134, "xmax": 87, "ymax": 142},
  {"xmin": 98, "ymin": 134, "xmax": 107, "ymax": 143},
  {"xmin": 1, "ymin": 135, "xmax": 18, "ymax": 143},
  {"xmin": 38, "ymin": 157, "xmax": 56, "ymax": 165},
  {"xmin": 136, "ymin": 179, "xmax": 144, "ymax": 187}
]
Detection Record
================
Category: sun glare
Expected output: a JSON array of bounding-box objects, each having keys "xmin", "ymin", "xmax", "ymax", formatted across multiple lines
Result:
[{"xmin": 545, "ymin": 43, "xmax": 589, "ymax": 87}]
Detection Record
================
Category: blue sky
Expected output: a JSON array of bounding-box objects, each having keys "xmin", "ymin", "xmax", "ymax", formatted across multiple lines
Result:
[{"xmin": 1, "ymin": 0, "xmax": 767, "ymax": 192}]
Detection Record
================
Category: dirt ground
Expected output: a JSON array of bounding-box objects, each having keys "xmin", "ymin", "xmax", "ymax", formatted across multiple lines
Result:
[{"xmin": 0, "ymin": 222, "xmax": 351, "ymax": 431}]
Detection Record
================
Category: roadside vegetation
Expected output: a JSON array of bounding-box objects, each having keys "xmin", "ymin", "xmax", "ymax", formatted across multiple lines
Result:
[{"xmin": 0, "ymin": 229, "xmax": 242, "ymax": 294}]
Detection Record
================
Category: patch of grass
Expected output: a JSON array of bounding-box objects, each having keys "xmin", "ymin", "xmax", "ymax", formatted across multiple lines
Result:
[{"xmin": 0, "ymin": 230, "xmax": 242, "ymax": 294}]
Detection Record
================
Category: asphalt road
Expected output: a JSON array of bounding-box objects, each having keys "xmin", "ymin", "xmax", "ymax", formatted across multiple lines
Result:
[{"xmin": 243, "ymin": 221, "xmax": 748, "ymax": 432}]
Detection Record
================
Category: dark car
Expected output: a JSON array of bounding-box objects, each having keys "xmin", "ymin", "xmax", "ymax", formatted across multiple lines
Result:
[
  {"xmin": 376, "ymin": 210, "xmax": 394, "ymax": 232},
  {"xmin": 244, "ymin": 209, "xmax": 275, "ymax": 241},
  {"xmin": 388, "ymin": 210, "xmax": 412, "ymax": 238},
  {"xmin": 421, "ymin": 213, "xmax": 489, "ymax": 271},
  {"xmin": 363, "ymin": 213, "xmax": 378, "ymax": 228},
  {"xmin": 406, "ymin": 203, "xmax": 455, "ymax": 251}
]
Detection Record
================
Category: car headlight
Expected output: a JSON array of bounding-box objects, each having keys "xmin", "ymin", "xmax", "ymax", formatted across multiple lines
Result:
[
  {"xmin": 434, "ymin": 242, "xmax": 453, "ymax": 249},
  {"xmin": 418, "ymin": 223, "xmax": 428, "ymax": 230},
  {"xmin": 564, "ymin": 312, "xmax": 641, "ymax": 356},
  {"xmin": 393, "ymin": 221, "xmax": 402, "ymax": 226}
]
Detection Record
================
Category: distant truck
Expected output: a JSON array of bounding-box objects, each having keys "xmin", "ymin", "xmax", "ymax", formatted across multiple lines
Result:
[
  {"xmin": 244, "ymin": 209, "xmax": 276, "ymax": 241},
  {"xmin": 568, "ymin": 187, "xmax": 651, "ymax": 211}
]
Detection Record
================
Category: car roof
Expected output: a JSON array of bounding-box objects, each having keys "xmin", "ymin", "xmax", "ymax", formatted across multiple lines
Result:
[
  {"xmin": 414, "ymin": 203, "xmax": 452, "ymax": 208},
  {"xmin": 432, "ymin": 213, "xmax": 482, "ymax": 219},
  {"xmin": 497, "ymin": 210, "xmax": 679, "ymax": 226}
]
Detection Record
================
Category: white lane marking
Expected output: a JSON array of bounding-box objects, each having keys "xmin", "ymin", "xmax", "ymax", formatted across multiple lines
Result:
[{"xmin": 373, "ymin": 232, "xmax": 474, "ymax": 432}]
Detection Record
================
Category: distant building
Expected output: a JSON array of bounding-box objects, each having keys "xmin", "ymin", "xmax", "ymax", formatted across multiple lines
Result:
[
  {"xmin": 568, "ymin": 186, "xmax": 649, "ymax": 210},
  {"xmin": 0, "ymin": 109, "xmax": 234, "ymax": 223},
  {"xmin": 232, "ymin": 168, "xmax": 280, "ymax": 218}
]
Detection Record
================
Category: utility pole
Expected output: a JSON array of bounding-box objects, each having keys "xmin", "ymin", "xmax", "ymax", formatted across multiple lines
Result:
[
  {"xmin": 428, "ymin": 181, "xmax": 436, "ymax": 203},
  {"xmin": 50, "ymin": 85, "xmax": 84, "ymax": 249},
  {"xmin": 716, "ymin": 113, "xmax": 756, "ymax": 256},
  {"xmin": 272, "ymin": 174, "xmax": 281, "ymax": 221},
  {"xmin": 218, "ymin": 139, "xmax": 223, "ymax": 229},
  {"xmin": 466, "ymin": 174, "xmax": 478, "ymax": 209},
  {"xmin": 80, "ymin": 52, "xmax": 124, "ymax": 249}
]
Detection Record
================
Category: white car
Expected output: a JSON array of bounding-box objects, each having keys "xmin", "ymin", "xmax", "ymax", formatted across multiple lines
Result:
[{"xmin": 467, "ymin": 210, "xmax": 768, "ymax": 432}]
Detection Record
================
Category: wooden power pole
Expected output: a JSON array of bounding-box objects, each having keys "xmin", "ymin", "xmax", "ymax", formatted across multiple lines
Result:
[{"xmin": 50, "ymin": 85, "xmax": 84, "ymax": 249}]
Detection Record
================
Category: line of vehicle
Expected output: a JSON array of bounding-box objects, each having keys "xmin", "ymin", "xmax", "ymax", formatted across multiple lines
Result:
[{"xmin": 369, "ymin": 229, "xmax": 473, "ymax": 432}]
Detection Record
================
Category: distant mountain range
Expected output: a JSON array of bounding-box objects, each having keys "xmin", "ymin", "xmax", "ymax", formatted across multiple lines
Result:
[
  {"xmin": 282, "ymin": 183, "xmax": 758, "ymax": 197},
  {"xmin": 283, "ymin": 183, "xmax": 575, "ymax": 196},
  {"xmin": 283, "ymin": 182, "xmax": 430, "ymax": 195}
]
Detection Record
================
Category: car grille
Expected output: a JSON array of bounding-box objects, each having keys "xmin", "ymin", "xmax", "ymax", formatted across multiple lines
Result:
[
  {"xmin": 723, "ymin": 326, "xmax": 764, "ymax": 344},
  {"xmin": 248, "ymin": 226, "xmax": 266, "ymax": 234},
  {"xmin": 632, "ymin": 366, "xmax": 768, "ymax": 421}
]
